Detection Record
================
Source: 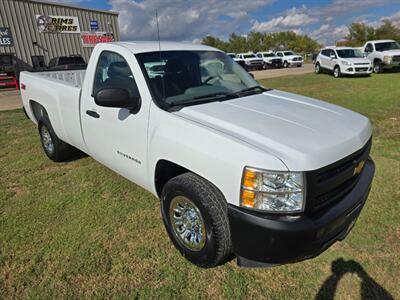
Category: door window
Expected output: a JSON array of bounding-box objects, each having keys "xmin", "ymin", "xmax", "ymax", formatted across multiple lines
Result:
[
  {"xmin": 365, "ymin": 43, "xmax": 373, "ymax": 53},
  {"xmin": 93, "ymin": 51, "xmax": 139, "ymax": 99}
]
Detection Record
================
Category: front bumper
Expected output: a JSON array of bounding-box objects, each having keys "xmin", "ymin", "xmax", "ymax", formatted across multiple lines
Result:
[
  {"xmin": 228, "ymin": 159, "xmax": 375, "ymax": 267},
  {"xmin": 342, "ymin": 66, "xmax": 372, "ymax": 75},
  {"xmin": 288, "ymin": 61, "xmax": 303, "ymax": 66}
]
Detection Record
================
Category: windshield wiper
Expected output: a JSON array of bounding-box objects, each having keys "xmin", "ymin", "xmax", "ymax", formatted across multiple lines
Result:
[
  {"xmin": 229, "ymin": 86, "xmax": 269, "ymax": 97},
  {"xmin": 168, "ymin": 92, "xmax": 237, "ymax": 107}
]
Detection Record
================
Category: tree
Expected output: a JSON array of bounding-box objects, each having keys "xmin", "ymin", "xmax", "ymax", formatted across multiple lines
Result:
[{"xmin": 375, "ymin": 20, "xmax": 400, "ymax": 41}]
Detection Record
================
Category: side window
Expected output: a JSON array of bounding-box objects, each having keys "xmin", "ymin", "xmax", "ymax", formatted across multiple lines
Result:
[
  {"xmin": 256, "ymin": 53, "xmax": 262, "ymax": 58},
  {"xmin": 277, "ymin": 52, "xmax": 283, "ymax": 57},
  {"xmin": 93, "ymin": 51, "xmax": 139, "ymax": 99},
  {"xmin": 321, "ymin": 49, "xmax": 329, "ymax": 57},
  {"xmin": 365, "ymin": 43, "xmax": 373, "ymax": 53},
  {"xmin": 330, "ymin": 49, "xmax": 337, "ymax": 58}
]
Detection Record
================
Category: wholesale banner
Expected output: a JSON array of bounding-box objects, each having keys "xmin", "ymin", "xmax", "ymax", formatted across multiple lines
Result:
[
  {"xmin": 0, "ymin": 27, "xmax": 13, "ymax": 46},
  {"xmin": 81, "ymin": 32, "xmax": 114, "ymax": 47}
]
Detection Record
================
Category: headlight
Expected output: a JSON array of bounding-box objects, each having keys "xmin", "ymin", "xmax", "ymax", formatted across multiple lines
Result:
[
  {"xmin": 245, "ymin": 61, "xmax": 251, "ymax": 65},
  {"xmin": 383, "ymin": 56, "xmax": 392, "ymax": 64},
  {"xmin": 342, "ymin": 60, "xmax": 351, "ymax": 66},
  {"xmin": 240, "ymin": 167, "xmax": 305, "ymax": 213}
]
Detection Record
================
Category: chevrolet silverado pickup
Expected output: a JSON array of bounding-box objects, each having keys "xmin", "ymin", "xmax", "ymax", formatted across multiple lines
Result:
[
  {"xmin": 20, "ymin": 42, "xmax": 375, "ymax": 268},
  {"xmin": 363, "ymin": 40, "xmax": 400, "ymax": 73}
]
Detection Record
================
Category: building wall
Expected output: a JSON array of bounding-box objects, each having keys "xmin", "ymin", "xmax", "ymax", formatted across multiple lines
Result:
[{"xmin": 0, "ymin": 0, "xmax": 119, "ymax": 72}]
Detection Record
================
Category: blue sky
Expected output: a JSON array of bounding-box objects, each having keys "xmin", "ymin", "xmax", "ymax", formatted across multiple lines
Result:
[{"xmin": 54, "ymin": 0, "xmax": 400, "ymax": 44}]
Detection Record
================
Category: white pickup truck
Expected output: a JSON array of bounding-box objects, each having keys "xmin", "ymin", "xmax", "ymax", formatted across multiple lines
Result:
[
  {"xmin": 20, "ymin": 42, "xmax": 375, "ymax": 268},
  {"xmin": 363, "ymin": 40, "xmax": 400, "ymax": 73}
]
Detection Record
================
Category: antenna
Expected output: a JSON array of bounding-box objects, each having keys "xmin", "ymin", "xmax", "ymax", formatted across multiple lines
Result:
[{"xmin": 155, "ymin": 9, "xmax": 166, "ymax": 101}]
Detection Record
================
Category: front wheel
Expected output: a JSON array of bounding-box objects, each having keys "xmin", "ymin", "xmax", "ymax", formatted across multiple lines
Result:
[
  {"xmin": 160, "ymin": 173, "xmax": 232, "ymax": 268},
  {"xmin": 333, "ymin": 66, "xmax": 341, "ymax": 78},
  {"xmin": 373, "ymin": 61, "xmax": 382, "ymax": 73},
  {"xmin": 283, "ymin": 61, "xmax": 289, "ymax": 68}
]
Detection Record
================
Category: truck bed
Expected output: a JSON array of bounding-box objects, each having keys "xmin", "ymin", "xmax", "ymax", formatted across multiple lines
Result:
[
  {"xmin": 20, "ymin": 69, "xmax": 88, "ymax": 153},
  {"xmin": 34, "ymin": 70, "xmax": 86, "ymax": 88}
]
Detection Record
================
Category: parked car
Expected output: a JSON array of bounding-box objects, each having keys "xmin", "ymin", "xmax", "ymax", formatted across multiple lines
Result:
[
  {"xmin": 315, "ymin": 47, "xmax": 372, "ymax": 78},
  {"xmin": 363, "ymin": 40, "xmax": 400, "ymax": 73},
  {"xmin": 275, "ymin": 51, "xmax": 303, "ymax": 68},
  {"xmin": 256, "ymin": 51, "xmax": 283, "ymax": 69},
  {"xmin": 236, "ymin": 53, "xmax": 264, "ymax": 71},
  {"xmin": 20, "ymin": 41, "xmax": 374, "ymax": 268},
  {"xmin": 226, "ymin": 52, "xmax": 246, "ymax": 69},
  {"xmin": 47, "ymin": 55, "xmax": 87, "ymax": 71}
]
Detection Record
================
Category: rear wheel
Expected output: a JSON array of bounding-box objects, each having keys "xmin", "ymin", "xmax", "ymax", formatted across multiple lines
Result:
[
  {"xmin": 160, "ymin": 173, "xmax": 232, "ymax": 268},
  {"xmin": 333, "ymin": 66, "xmax": 341, "ymax": 78},
  {"xmin": 38, "ymin": 118, "xmax": 75, "ymax": 162},
  {"xmin": 315, "ymin": 63, "xmax": 321, "ymax": 74},
  {"xmin": 283, "ymin": 61, "xmax": 289, "ymax": 68}
]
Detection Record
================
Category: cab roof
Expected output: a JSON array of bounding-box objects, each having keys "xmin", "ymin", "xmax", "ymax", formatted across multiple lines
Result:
[
  {"xmin": 368, "ymin": 39, "xmax": 395, "ymax": 43},
  {"xmin": 112, "ymin": 41, "xmax": 219, "ymax": 54}
]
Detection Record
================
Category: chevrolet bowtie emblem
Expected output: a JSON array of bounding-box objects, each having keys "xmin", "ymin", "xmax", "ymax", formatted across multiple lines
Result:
[{"xmin": 353, "ymin": 160, "xmax": 365, "ymax": 176}]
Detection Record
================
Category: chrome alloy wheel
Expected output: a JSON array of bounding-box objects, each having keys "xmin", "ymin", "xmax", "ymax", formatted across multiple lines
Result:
[
  {"xmin": 169, "ymin": 196, "xmax": 206, "ymax": 251},
  {"xmin": 41, "ymin": 126, "xmax": 54, "ymax": 154}
]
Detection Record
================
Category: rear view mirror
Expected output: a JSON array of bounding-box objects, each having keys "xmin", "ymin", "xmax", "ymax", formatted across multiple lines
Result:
[{"xmin": 94, "ymin": 88, "xmax": 141, "ymax": 114}]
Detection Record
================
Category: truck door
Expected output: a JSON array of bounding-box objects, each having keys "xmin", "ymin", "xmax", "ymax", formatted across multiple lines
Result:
[
  {"xmin": 364, "ymin": 43, "xmax": 374, "ymax": 62},
  {"xmin": 81, "ymin": 49, "xmax": 150, "ymax": 188}
]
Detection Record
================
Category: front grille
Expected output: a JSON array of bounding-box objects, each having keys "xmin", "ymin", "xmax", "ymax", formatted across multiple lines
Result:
[
  {"xmin": 250, "ymin": 60, "xmax": 263, "ymax": 65},
  {"xmin": 355, "ymin": 67, "xmax": 369, "ymax": 72},
  {"xmin": 272, "ymin": 59, "xmax": 281, "ymax": 64},
  {"xmin": 305, "ymin": 139, "xmax": 372, "ymax": 215},
  {"xmin": 292, "ymin": 57, "xmax": 302, "ymax": 61},
  {"xmin": 393, "ymin": 55, "xmax": 400, "ymax": 62},
  {"xmin": 354, "ymin": 63, "xmax": 369, "ymax": 65}
]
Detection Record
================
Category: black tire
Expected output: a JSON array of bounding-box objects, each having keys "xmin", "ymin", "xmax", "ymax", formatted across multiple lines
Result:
[
  {"xmin": 373, "ymin": 60, "xmax": 382, "ymax": 73},
  {"xmin": 38, "ymin": 117, "xmax": 75, "ymax": 162},
  {"xmin": 160, "ymin": 173, "xmax": 232, "ymax": 268},
  {"xmin": 297, "ymin": 64, "xmax": 302, "ymax": 67},
  {"xmin": 315, "ymin": 63, "xmax": 322, "ymax": 74},
  {"xmin": 333, "ymin": 66, "xmax": 341, "ymax": 78},
  {"xmin": 283, "ymin": 61, "xmax": 289, "ymax": 68}
]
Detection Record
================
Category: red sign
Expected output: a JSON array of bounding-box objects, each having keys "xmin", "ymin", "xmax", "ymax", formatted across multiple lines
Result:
[{"xmin": 81, "ymin": 32, "xmax": 114, "ymax": 47}]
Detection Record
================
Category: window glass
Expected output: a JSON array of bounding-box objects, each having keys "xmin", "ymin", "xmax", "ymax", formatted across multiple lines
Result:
[
  {"xmin": 277, "ymin": 52, "xmax": 283, "ymax": 57},
  {"xmin": 375, "ymin": 42, "xmax": 400, "ymax": 51},
  {"xmin": 93, "ymin": 51, "xmax": 139, "ymax": 99},
  {"xmin": 365, "ymin": 43, "xmax": 373, "ymax": 52},
  {"xmin": 136, "ymin": 50, "xmax": 261, "ymax": 109},
  {"xmin": 321, "ymin": 49, "xmax": 330, "ymax": 56},
  {"xmin": 336, "ymin": 49, "xmax": 363, "ymax": 58},
  {"xmin": 284, "ymin": 51, "xmax": 294, "ymax": 56}
]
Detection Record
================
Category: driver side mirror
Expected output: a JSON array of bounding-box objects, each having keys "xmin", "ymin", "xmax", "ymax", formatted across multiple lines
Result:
[
  {"xmin": 330, "ymin": 54, "xmax": 336, "ymax": 59},
  {"xmin": 94, "ymin": 88, "xmax": 141, "ymax": 114}
]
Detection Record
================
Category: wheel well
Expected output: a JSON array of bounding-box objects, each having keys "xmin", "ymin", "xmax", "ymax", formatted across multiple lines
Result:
[
  {"xmin": 374, "ymin": 58, "xmax": 382, "ymax": 63},
  {"xmin": 154, "ymin": 160, "xmax": 189, "ymax": 197},
  {"xmin": 29, "ymin": 101, "xmax": 48, "ymax": 123}
]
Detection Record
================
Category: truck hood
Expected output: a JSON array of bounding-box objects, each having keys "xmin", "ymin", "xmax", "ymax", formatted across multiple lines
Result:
[
  {"xmin": 174, "ymin": 89, "xmax": 372, "ymax": 171},
  {"xmin": 381, "ymin": 49, "xmax": 400, "ymax": 56}
]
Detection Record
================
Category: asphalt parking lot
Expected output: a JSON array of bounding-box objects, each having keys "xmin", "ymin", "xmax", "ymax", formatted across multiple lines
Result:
[{"xmin": 250, "ymin": 63, "xmax": 314, "ymax": 80}]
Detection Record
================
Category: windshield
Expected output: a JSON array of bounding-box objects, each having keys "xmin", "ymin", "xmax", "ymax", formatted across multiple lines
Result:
[
  {"xmin": 336, "ymin": 49, "xmax": 364, "ymax": 58},
  {"xmin": 243, "ymin": 54, "xmax": 257, "ymax": 59},
  {"xmin": 284, "ymin": 51, "xmax": 294, "ymax": 56},
  {"xmin": 263, "ymin": 53, "xmax": 275, "ymax": 57},
  {"xmin": 375, "ymin": 42, "xmax": 400, "ymax": 51},
  {"xmin": 136, "ymin": 50, "xmax": 262, "ymax": 109}
]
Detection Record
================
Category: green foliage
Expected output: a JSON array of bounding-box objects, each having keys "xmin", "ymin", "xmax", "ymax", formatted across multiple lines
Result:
[
  {"xmin": 346, "ymin": 20, "xmax": 400, "ymax": 46},
  {"xmin": 201, "ymin": 31, "xmax": 322, "ymax": 54}
]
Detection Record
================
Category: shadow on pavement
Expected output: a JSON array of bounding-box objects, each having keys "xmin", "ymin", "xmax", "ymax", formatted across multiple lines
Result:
[{"xmin": 315, "ymin": 258, "xmax": 394, "ymax": 300}]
